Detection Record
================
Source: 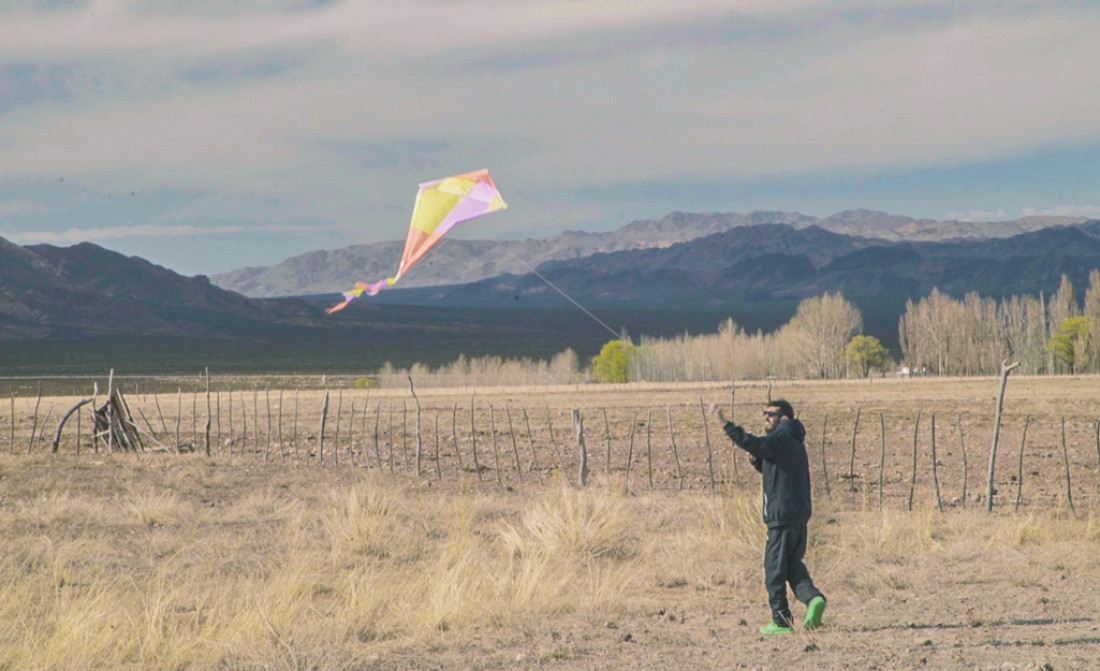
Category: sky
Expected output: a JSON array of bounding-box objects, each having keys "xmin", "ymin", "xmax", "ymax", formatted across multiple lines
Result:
[{"xmin": 1, "ymin": 0, "xmax": 1100, "ymax": 277}]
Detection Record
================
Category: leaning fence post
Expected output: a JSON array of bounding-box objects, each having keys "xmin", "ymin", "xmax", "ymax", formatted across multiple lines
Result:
[
  {"xmin": 625, "ymin": 410, "xmax": 637, "ymax": 491},
  {"xmin": 505, "ymin": 405, "xmax": 523, "ymax": 485},
  {"xmin": 204, "ymin": 367, "xmax": 212, "ymax": 456},
  {"xmin": 877, "ymin": 412, "xmax": 886, "ymax": 508},
  {"xmin": 729, "ymin": 382, "xmax": 739, "ymax": 481},
  {"xmin": 573, "ymin": 408, "xmax": 588, "ymax": 487},
  {"xmin": 666, "ymin": 408, "xmax": 683, "ymax": 492},
  {"xmin": 26, "ymin": 383, "xmax": 42, "ymax": 455},
  {"xmin": 409, "ymin": 376, "xmax": 422, "ymax": 477},
  {"xmin": 469, "ymin": 399, "xmax": 482, "ymax": 480},
  {"xmin": 848, "ymin": 405, "xmax": 862, "ymax": 488},
  {"xmin": 522, "ymin": 407, "xmax": 543, "ymax": 484},
  {"xmin": 1060, "ymin": 416, "xmax": 1075, "ymax": 513},
  {"xmin": 489, "ymin": 405, "xmax": 502, "ymax": 484},
  {"xmin": 51, "ymin": 398, "xmax": 94, "ymax": 454},
  {"xmin": 986, "ymin": 360, "xmax": 1020, "ymax": 512},
  {"xmin": 931, "ymin": 412, "xmax": 943, "ymax": 512},
  {"xmin": 908, "ymin": 409, "xmax": 922, "ymax": 511},
  {"xmin": 318, "ymin": 389, "xmax": 330, "ymax": 465},
  {"xmin": 451, "ymin": 402, "xmax": 463, "ymax": 473},
  {"xmin": 1014, "ymin": 414, "xmax": 1030, "ymax": 512},
  {"xmin": 819, "ymin": 414, "xmax": 832, "ymax": 499},
  {"xmin": 1094, "ymin": 419, "xmax": 1100, "ymax": 495},
  {"xmin": 957, "ymin": 413, "xmax": 968, "ymax": 508},
  {"xmin": 700, "ymin": 398, "xmax": 715, "ymax": 496},
  {"xmin": 646, "ymin": 409, "xmax": 654, "ymax": 489},
  {"xmin": 546, "ymin": 407, "xmax": 572, "ymax": 486}
]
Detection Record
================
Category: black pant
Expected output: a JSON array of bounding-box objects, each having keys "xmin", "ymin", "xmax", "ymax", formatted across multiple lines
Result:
[{"xmin": 764, "ymin": 522, "xmax": 823, "ymax": 626}]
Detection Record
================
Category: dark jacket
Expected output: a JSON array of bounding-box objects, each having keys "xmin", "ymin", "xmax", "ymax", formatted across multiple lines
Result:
[{"xmin": 724, "ymin": 418, "xmax": 813, "ymax": 528}]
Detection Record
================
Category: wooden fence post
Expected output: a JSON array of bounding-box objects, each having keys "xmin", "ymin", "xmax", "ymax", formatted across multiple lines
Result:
[
  {"xmin": 908, "ymin": 409, "xmax": 922, "ymax": 511},
  {"xmin": 26, "ymin": 383, "xmax": 42, "ymax": 454},
  {"xmin": 931, "ymin": 413, "xmax": 943, "ymax": 512},
  {"xmin": 666, "ymin": 408, "xmax": 683, "ymax": 492},
  {"xmin": 877, "ymin": 413, "xmax": 885, "ymax": 508},
  {"xmin": 986, "ymin": 360, "xmax": 1020, "ymax": 512},
  {"xmin": 409, "ymin": 376, "xmax": 422, "ymax": 477},
  {"xmin": 204, "ymin": 368, "xmax": 212, "ymax": 456},
  {"xmin": 470, "ymin": 399, "xmax": 482, "ymax": 480},
  {"xmin": 957, "ymin": 413, "xmax": 968, "ymax": 507},
  {"xmin": 522, "ymin": 407, "xmax": 543, "ymax": 484},
  {"xmin": 1014, "ymin": 414, "xmax": 1030, "ymax": 512},
  {"xmin": 573, "ymin": 408, "xmax": 588, "ymax": 487},
  {"xmin": 489, "ymin": 405, "xmax": 502, "ymax": 484},
  {"xmin": 318, "ymin": 389, "xmax": 330, "ymax": 465},
  {"xmin": 646, "ymin": 409, "xmax": 654, "ymax": 489},
  {"xmin": 1060, "ymin": 416, "xmax": 1075, "ymax": 513},
  {"xmin": 700, "ymin": 398, "xmax": 715, "ymax": 496},
  {"xmin": 848, "ymin": 405, "xmax": 862, "ymax": 487},
  {"xmin": 546, "ymin": 407, "xmax": 572, "ymax": 486},
  {"xmin": 625, "ymin": 410, "xmax": 637, "ymax": 491},
  {"xmin": 819, "ymin": 414, "xmax": 831, "ymax": 499},
  {"xmin": 451, "ymin": 402, "xmax": 462, "ymax": 473},
  {"xmin": 505, "ymin": 405, "xmax": 523, "ymax": 484}
]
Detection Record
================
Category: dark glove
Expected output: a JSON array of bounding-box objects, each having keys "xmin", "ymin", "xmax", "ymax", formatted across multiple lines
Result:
[{"xmin": 724, "ymin": 423, "xmax": 746, "ymax": 444}]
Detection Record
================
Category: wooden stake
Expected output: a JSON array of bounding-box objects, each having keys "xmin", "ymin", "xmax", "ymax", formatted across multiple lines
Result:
[
  {"xmin": 667, "ymin": 407, "xmax": 683, "ymax": 492},
  {"xmin": 470, "ymin": 399, "xmax": 481, "ymax": 480},
  {"xmin": 523, "ymin": 407, "xmax": 543, "ymax": 484},
  {"xmin": 204, "ymin": 367, "xmax": 212, "ymax": 456},
  {"xmin": 986, "ymin": 360, "xmax": 1020, "ymax": 512},
  {"xmin": 848, "ymin": 405, "xmax": 862, "ymax": 487},
  {"xmin": 505, "ymin": 405, "xmax": 523, "ymax": 485},
  {"xmin": 931, "ymin": 412, "xmax": 943, "ymax": 512},
  {"xmin": 318, "ymin": 389, "xmax": 330, "ymax": 465},
  {"xmin": 1060, "ymin": 416, "xmax": 1075, "ymax": 513},
  {"xmin": 646, "ymin": 409, "xmax": 654, "ymax": 489},
  {"xmin": 573, "ymin": 408, "xmax": 588, "ymax": 487},
  {"xmin": 819, "ymin": 413, "xmax": 831, "ymax": 499},
  {"xmin": 409, "ymin": 376, "xmax": 422, "ymax": 476},
  {"xmin": 701, "ymin": 398, "xmax": 715, "ymax": 496},
  {"xmin": 908, "ymin": 409, "xmax": 922, "ymax": 511},
  {"xmin": 878, "ymin": 412, "xmax": 885, "ymax": 508},
  {"xmin": 546, "ymin": 407, "xmax": 571, "ymax": 486},
  {"xmin": 1014, "ymin": 414, "xmax": 1030, "ymax": 512}
]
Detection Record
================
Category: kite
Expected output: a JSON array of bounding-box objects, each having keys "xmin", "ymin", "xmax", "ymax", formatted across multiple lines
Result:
[{"xmin": 326, "ymin": 169, "xmax": 508, "ymax": 314}]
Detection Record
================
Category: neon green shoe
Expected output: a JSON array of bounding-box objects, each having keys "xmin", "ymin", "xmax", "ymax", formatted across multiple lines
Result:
[
  {"xmin": 759, "ymin": 622, "xmax": 794, "ymax": 635},
  {"xmin": 804, "ymin": 596, "xmax": 827, "ymax": 630}
]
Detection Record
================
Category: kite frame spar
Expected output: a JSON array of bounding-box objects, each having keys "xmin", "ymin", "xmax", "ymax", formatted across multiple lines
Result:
[{"xmin": 326, "ymin": 169, "xmax": 508, "ymax": 314}]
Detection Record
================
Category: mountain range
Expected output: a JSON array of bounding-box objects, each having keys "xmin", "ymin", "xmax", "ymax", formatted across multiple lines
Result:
[
  {"xmin": 210, "ymin": 210, "xmax": 1084, "ymax": 298},
  {"xmin": 3, "ymin": 211, "xmax": 1099, "ymax": 354}
]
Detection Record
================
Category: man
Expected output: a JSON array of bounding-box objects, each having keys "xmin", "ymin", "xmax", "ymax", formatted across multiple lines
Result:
[{"xmin": 711, "ymin": 398, "xmax": 827, "ymax": 635}]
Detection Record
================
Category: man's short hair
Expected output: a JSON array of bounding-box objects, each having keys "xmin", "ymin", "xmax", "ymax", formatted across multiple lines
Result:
[{"xmin": 767, "ymin": 399, "xmax": 795, "ymax": 420}]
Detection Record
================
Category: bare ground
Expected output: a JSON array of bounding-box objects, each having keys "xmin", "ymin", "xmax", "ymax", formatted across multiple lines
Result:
[{"xmin": 2, "ymin": 375, "xmax": 1099, "ymax": 670}]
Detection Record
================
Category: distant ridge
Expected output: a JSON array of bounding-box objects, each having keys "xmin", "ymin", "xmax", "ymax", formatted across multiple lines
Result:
[{"xmin": 210, "ymin": 210, "xmax": 1085, "ymax": 299}]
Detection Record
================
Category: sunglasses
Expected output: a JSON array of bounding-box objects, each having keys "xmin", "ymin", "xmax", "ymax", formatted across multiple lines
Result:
[{"xmin": 763, "ymin": 410, "xmax": 781, "ymax": 418}]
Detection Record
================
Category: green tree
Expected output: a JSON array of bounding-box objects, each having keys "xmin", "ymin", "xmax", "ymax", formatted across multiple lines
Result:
[
  {"xmin": 1050, "ymin": 316, "xmax": 1091, "ymax": 373},
  {"xmin": 591, "ymin": 340, "xmax": 635, "ymax": 383},
  {"xmin": 845, "ymin": 335, "xmax": 889, "ymax": 377}
]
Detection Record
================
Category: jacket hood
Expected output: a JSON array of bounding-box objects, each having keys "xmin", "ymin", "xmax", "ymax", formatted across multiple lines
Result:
[{"xmin": 778, "ymin": 417, "xmax": 806, "ymax": 442}]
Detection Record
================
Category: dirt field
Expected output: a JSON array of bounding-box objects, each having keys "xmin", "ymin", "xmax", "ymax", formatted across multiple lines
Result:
[{"xmin": 2, "ymin": 375, "xmax": 1098, "ymax": 669}]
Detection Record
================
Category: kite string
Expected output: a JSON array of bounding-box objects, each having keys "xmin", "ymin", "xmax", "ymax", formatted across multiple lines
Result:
[{"xmin": 497, "ymin": 249, "xmax": 628, "ymax": 343}]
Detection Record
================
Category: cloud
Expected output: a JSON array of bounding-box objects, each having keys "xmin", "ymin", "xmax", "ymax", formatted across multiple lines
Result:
[
  {"xmin": 943, "ymin": 209, "xmax": 1007, "ymax": 222},
  {"xmin": 1021, "ymin": 205, "xmax": 1100, "ymax": 219},
  {"xmin": 2, "ymin": 1, "xmax": 1100, "ymax": 273},
  {"xmin": 4, "ymin": 222, "xmax": 338, "ymax": 244}
]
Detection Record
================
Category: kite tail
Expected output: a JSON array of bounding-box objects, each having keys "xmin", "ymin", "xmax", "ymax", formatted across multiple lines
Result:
[{"xmin": 325, "ymin": 277, "xmax": 396, "ymax": 314}]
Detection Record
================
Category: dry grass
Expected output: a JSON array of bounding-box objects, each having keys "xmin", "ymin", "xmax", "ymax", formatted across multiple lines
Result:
[{"xmin": 2, "ymin": 377, "xmax": 1100, "ymax": 669}]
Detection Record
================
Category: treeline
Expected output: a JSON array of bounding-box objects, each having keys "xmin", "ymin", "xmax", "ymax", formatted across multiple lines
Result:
[{"xmin": 369, "ymin": 273, "xmax": 1100, "ymax": 387}]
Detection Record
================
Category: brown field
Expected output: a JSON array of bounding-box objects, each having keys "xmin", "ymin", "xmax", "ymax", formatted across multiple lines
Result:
[{"xmin": 2, "ymin": 375, "xmax": 1099, "ymax": 670}]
